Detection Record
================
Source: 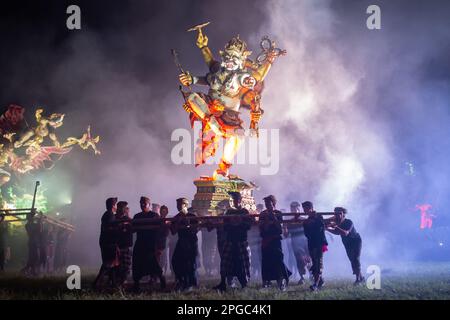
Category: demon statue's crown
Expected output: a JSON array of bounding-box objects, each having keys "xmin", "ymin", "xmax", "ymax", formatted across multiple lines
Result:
[{"xmin": 222, "ymin": 35, "xmax": 252, "ymax": 58}]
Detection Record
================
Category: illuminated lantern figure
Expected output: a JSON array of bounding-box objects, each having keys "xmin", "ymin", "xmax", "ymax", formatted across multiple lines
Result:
[
  {"xmin": 415, "ymin": 204, "xmax": 435, "ymax": 229},
  {"xmin": 177, "ymin": 22, "xmax": 285, "ymax": 180},
  {"xmin": 0, "ymin": 105, "xmax": 100, "ymax": 178}
]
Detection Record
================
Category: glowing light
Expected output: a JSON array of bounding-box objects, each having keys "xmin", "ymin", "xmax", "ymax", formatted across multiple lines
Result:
[
  {"xmin": 5, "ymin": 186, "xmax": 49, "ymax": 213},
  {"xmin": 60, "ymin": 194, "xmax": 72, "ymax": 205},
  {"xmin": 439, "ymin": 242, "xmax": 444, "ymax": 247},
  {"xmin": 56, "ymin": 212, "xmax": 60, "ymax": 216},
  {"xmin": 404, "ymin": 161, "xmax": 415, "ymax": 176},
  {"xmin": 1, "ymin": 202, "xmax": 22, "ymax": 226},
  {"xmin": 415, "ymin": 204, "xmax": 434, "ymax": 230},
  {"xmin": 4, "ymin": 202, "xmax": 16, "ymax": 210}
]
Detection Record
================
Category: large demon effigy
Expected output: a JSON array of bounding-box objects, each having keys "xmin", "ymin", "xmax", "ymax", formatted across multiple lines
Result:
[
  {"xmin": 0, "ymin": 104, "xmax": 100, "ymax": 189},
  {"xmin": 177, "ymin": 22, "xmax": 285, "ymax": 180},
  {"xmin": 174, "ymin": 22, "xmax": 285, "ymax": 214}
]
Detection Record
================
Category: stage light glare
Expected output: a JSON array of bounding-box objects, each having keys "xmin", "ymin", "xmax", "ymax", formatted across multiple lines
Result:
[{"xmin": 60, "ymin": 196, "xmax": 72, "ymax": 205}]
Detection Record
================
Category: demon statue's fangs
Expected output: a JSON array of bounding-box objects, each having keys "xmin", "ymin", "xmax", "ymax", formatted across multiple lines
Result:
[{"xmin": 176, "ymin": 22, "xmax": 286, "ymax": 180}]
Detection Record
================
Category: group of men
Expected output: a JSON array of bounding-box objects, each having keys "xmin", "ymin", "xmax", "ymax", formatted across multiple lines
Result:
[
  {"xmin": 93, "ymin": 197, "xmax": 169, "ymax": 292},
  {"xmin": 0, "ymin": 213, "xmax": 71, "ymax": 275},
  {"xmin": 94, "ymin": 193, "xmax": 363, "ymax": 293},
  {"xmin": 22, "ymin": 215, "xmax": 72, "ymax": 276}
]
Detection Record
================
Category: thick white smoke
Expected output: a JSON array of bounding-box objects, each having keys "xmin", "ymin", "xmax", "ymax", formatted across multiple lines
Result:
[
  {"xmin": 244, "ymin": 0, "xmax": 450, "ymax": 271},
  {"xmin": 251, "ymin": 0, "xmax": 392, "ymax": 227}
]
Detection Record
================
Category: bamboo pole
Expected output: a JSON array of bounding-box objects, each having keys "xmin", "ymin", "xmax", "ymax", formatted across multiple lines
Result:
[{"xmin": 114, "ymin": 212, "xmax": 336, "ymax": 230}]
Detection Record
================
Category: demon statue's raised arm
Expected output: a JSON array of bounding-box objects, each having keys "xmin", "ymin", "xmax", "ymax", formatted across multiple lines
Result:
[{"xmin": 177, "ymin": 23, "xmax": 285, "ymax": 180}]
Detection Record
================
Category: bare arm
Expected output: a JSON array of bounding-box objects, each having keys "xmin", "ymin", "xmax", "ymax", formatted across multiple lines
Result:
[
  {"xmin": 327, "ymin": 224, "xmax": 352, "ymax": 237},
  {"xmin": 251, "ymin": 60, "xmax": 273, "ymax": 82},
  {"xmin": 200, "ymin": 47, "xmax": 216, "ymax": 69},
  {"xmin": 196, "ymin": 31, "xmax": 216, "ymax": 69}
]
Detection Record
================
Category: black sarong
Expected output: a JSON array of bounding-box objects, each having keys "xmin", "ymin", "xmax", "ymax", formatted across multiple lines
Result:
[
  {"xmin": 172, "ymin": 236, "xmax": 198, "ymax": 283},
  {"xmin": 261, "ymin": 237, "xmax": 291, "ymax": 281},
  {"xmin": 132, "ymin": 243, "xmax": 162, "ymax": 280},
  {"xmin": 118, "ymin": 247, "xmax": 132, "ymax": 281},
  {"xmin": 220, "ymin": 240, "xmax": 251, "ymax": 280}
]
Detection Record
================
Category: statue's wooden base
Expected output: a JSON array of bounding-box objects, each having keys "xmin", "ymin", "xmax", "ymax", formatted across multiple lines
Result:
[{"xmin": 192, "ymin": 178, "xmax": 257, "ymax": 216}]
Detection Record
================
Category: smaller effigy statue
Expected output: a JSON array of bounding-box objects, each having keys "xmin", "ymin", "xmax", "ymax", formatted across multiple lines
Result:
[
  {"xmin": 62, "ymin": 125, "xmax": 101, "ymax": 155},
  {"xmin": 0, "ymin": 105, "xmax": 100, "ymax": 184},
  {"xmin": 174, "ymin": 22, "xmax": 285, "ymax": 180},
  {"xmin": 13, "ymin": 108, "xmax": 65, "ymax": 149}
]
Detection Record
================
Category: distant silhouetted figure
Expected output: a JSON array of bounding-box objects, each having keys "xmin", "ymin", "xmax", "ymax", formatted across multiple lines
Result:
[
  {"xmin": 0, "ymin": 215, "xmax": 10, "ymax": 272},
  {"xmin": 201, "ymin": 227, "xmax": 217, "ymax": 277},
  {"xmin": 248, "ymin": 203, "xmax": 263, "ymax": 279},
  {"xmin": 285, "ymin": 201, "xmax": 311, "ymax": 284},
  {"xmin": 22, "ymin": 213, "xmax": 43, "ymax": 276},
  {"xmin": 54, "ymin": 219, "xmax": 71, "ymax": 272},
  {"xmin": 156, "ymin": 205, "xmax": 170, "ymax": 275},
  {"xmin": 39, "ymin": 224, "xmax": 55, "ymax": 274}
]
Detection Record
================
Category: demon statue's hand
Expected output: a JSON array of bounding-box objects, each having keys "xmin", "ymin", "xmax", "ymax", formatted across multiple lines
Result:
[
  {"xmin": 250, "ymin": 111, "xmax": 262, "ymax": 137},
  {"xmin": 182, "ymin": 103, "xmax": 193, "ymax": 113},
  {"xmin": 179, "ymin": 72, "xmax": 193, "ymax": 86},
  {"xmin": 250, "ymin": 111, "xmax": 262, "ymax": 122},
  {"xmin": 196, "ymin": 32, "xmax": 208, "ymax": 49}
]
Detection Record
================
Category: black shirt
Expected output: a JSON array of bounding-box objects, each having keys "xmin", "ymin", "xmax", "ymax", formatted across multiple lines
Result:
[
  {"xmin": 338, "ymin": 219, "xmax": 360, "ymax": 244},
  {"xmin": 217, "ymin": 226, "xmax": 227, "ymax": 245},
  {"xmin": 174, "ymin": 212, "xmax": 198, "ymax": 243},
  {"xmin": 303, "ymin": 214, "xmax": 328, "ymax": 248},
  {"xmin": 99, "ymin": 210, "xmax": 116, "ymax": 245},
  {"xmin": 56, "ymin": 229, "xmax": 70, "ymax": 247},
  {"xmin": 223, "ymin": 208, "xmax": 251, "ymax": 242},
  {"xmin": 26, "ymin": 220, "xmax": 42, "ymax": 245},
  {"xmin": 116, "ymin": 216, "xmax": 133, "ymax": 248},
  {"xmin": 173, "ymin": 212, "xmax": 198, "ymax": 242},
  {"xmin": 133, "ymin": 211, "xmax": 159, "ymax": 247},
  {"xmin": 40, "ymin": 228, "xmax": 53, "ymax": 247},
  {"xmin": 259, "ymin": 209, "xmax": 283, "ymax": 240}
]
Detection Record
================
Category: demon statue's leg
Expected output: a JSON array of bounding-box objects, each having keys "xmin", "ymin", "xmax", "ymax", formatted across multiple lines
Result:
[
  {"xmin": 214, "ymin": 134, "xmax": 243, "ymax": 179},
  {"xmin": 186, "ymin": 93, "xmax": 222, "ymax": 136},
  {"xmin": 195, "ymin": 130, "xmax": 220, "ymax": 167}
]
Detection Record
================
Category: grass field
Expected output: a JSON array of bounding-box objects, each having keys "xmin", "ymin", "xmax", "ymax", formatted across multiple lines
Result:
[{"xmin": 1, "ymin": 262, "xmax": 449, "ymax": 300}]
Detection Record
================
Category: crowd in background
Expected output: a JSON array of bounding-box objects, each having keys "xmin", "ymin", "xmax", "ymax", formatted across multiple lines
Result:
[{"xmin": 0, "ymin": 213, "xmax": 71, "ymax": 276}]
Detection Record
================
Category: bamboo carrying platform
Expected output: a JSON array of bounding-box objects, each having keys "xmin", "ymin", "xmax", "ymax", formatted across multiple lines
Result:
[{"xmin": 116, "ymin": 211, "xmax": 336, "ymax": 230}]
